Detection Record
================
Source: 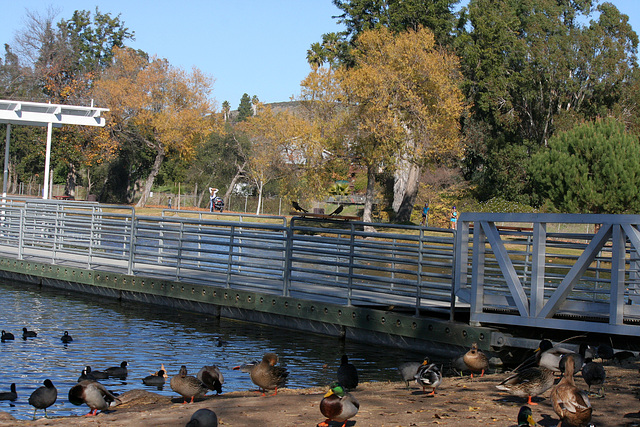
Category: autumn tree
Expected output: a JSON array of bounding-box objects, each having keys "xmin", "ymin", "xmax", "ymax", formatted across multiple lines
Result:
[
  {"xmin": 92, "ymin": 47, "xmax": 218, "ymax": 207},
  {"xmin": 303, "ymin": 26, "xmax": 465, "ymax": 224},
  {"xmin": 239, "ymin": 105, "xmax": 322, "ymax": 213}
]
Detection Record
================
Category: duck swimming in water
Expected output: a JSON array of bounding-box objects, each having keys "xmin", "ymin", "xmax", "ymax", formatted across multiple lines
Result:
[
  {"xmin": 104, "ymin": 361, "xmax": 128, "ymax": 378},
  {"xmin": 60, "ymin": 331, "xmax": 73, "ymax": 343},
  {"xmin": 143, "ymin": 370, "xmax": 166, "ymax": 387},
  {"xmin": 22, "ymin": 327, "xmax": 37, "ymax": 338},
  {"xmin": 0, "ymin": 383, "xmax": 17, "ymax": 401},
  {"xmin": 1, "ymin": 330, "xmax": 14, "ymax": 341}
]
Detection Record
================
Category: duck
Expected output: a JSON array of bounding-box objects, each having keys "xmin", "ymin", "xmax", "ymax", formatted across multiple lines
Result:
[
  {"xmin": 142, "ymin": 370, "xmax": 166, "ymax": 387},
  {"xmin": 232, "ymin": 360, "xmax": 259, "ymax": 373},
  {"xmin": 170, "ymin": 365, "xmax": 209, "ymax": 403},
  {"xmin": 22, "ymin": 327, "xmax": 37, "ymax": 338},
  {"xmin": 550, "ymin": 355, "xmax": 592, "ymax": 427},
  {"xmin": 415, "ymin": 361, "xmax": 442, "ymax": 395},
  {"xmin": 558, "ymin": 343, "xmax": 588, "ymax": 375},
  {"xmin": 1, "ymin": 330, "xmax": 14, "ymax": 341},
  {"xmin": 60, "ymin": 331, "xmax": 73, "ymax": 343},
  {"xmin": 318, "ymin": 382, "xmax": 359, "ymax": 427},
  {"xmin": 398, "ymin": 357, "xmax": 427, "ymax": 388},
  {"xmin": 197, "ymin": 365, "xmax": 224, "ymax": 395},
  {"xmin": 104, "ymin": 361, "xmax": 128, "ymax": 378},
  {"xmin": 581, "ymin": 358, "xmax": 606, "ymax": 397},
  {"xmin": 536, "ymin": 339, "xmax": 578, "ymax": 373},
  {"xmin": 463, "ymin": 342, "xmax": 489, "ymax": 378},
  {"xmin": 496, "ymin": 365, "xmax": 555, "ymax": 405},
  {"xmin": 151, "ymin": 363, "xmax": 169, "ymax": 378},
  {"xmin": 69, "ymin": 380, "xmax": 119, "ymax": 416},
  {"xmin": 186, "ymin": 408, "xmax": 218, "ymax": 427},
  {"xmin": 337, "ymin": 354, "xmax": 359, "ymax": 391},
  {"xmin": 249, "ymin": 353, "xmax": 288, "ymax": 396},
  {"xmin": 517, "ymin": 405, "xmax": 537, "ymax": 426},
  {"xmin": 0, "ymin": 383, "xmax": 17, "ymax": 401},
  {"xmin": 28, "ymin": 379, "xmax": 57, "ymax": 420}
]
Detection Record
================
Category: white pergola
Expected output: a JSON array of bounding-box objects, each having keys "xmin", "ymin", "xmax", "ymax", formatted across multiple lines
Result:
[{"xmin": 0, "ymin": 99, "xmax": 109, "ymax": 199}]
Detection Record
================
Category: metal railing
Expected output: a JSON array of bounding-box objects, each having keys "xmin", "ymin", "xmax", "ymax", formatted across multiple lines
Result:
[
  {"xmin": 0, "ymin": 200, "xmax": 455, "ymax": 316},
  {"xmin": 455, "ymin": 213, "xmax": 640, "ymax": 335}
]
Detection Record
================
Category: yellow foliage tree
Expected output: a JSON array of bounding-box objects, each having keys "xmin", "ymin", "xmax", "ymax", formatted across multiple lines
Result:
[
  {"xmin": 239, "ymin": 105, "xmax": 322, "ymax": 213},
  {"xmin": 92, "ymin": 47, "xmax": 219, "ymax": 206},
  {"xmin": 302, "ymin": 26, "xmax": 465, "ymax": 223}
]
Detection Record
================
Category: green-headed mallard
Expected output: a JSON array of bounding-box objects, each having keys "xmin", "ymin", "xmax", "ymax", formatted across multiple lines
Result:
[
  {"xmin": 69, "ymin": 380, "xmax": 119, "ymax": 416},
  {"xmin": 463, "ymin": 342, "xmax": 489, "ymax": 378},
  {"xmin": 318, "ymin": 382, "xmax": 359, "ymax": 427},
  {"xmin": 581, "ymin": 358, "xmax": 606, "ymax": 397},
  {"xmin": 197, "ymin": 365, "xmax": 224, "ymax": 395},
  {"xmin": 170, "ymin": 365, "xmax": 209, "ymax": 403},
  {"xmin": 28, "ymin": 379, "xmax": 57, "ymax": 420},
  {"xmin": 517, "ymin": 405, "xmax": 538, "ymax": 426},
  {"xmin": 537, "ymin": 340, "xmax": 581, "ymax": 374},
  {"xmin": 551, "ymin": 355, "xmax": 592, "ymax": 427},
  {"xmin": 337, "ymin": 354, "xmax": 358, "ymax": 391},
  {"xmin": 496, "ymin": 365, "xmax": 555, "ymax": 405},
  {"xmin": 250, "ymin": 353, "xmax": 288, "ymax": 396},
  {"xmin": 415, "ymin": 361, "xmax": 442, "ymax": 395}
]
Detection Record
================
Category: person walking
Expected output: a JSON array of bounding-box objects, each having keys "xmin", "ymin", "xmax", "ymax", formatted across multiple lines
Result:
[
  {"xmin": 421, "ymin": 202, "xmax": 429, "ymax": 227},
  {"xmin": 450, "ymin": 206, "xmax": 458, "ymax": 230}
]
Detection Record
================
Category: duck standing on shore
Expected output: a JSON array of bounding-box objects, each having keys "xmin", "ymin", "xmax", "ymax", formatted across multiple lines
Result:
[
  {"xmin": 551, "ymin": 355, "xmax": 592, "ymax": 427},
  {"xmin": 415, "ymin": 361, "xmax": 442, "ymax": 396},
  {"xmin": 250, "ymin": 353, "xmax": 288, "ymax": 396},
  {"xmin": 496, "ymin": 365, "xmax": 555, "ymax": 405},
  {"xmin": 398, "ymin": 357, "xmax": 428, "ymax": 388},
  {"xmin": 318, "ymin": 382, "xmax": 359, "ymax": 427},
  {"xmin": 463, "ymin": 342, "xmax": 489, "ymax": 378},
  {"xmin": 69, "ymin": 380, "xmax": 120, "ymax": 416},
  {"xmin": 197, "ymin": 365, "xmax": 224, "ymax": 395},
  {"xmin": 170, "ymin": 365, "xmax": 209, "ymax": 403}
]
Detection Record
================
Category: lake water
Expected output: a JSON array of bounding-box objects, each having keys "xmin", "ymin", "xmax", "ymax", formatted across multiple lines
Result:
[{"xmin": 0, "ymin": 280, "xmax": 427, "ymax": 420}]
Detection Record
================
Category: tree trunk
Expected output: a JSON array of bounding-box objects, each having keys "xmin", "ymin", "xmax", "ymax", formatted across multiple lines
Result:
[
  {"xmin": 136, "ymin": 145, "xmax": 165, "ymax": 208},
  {"xmin": 362, "ymin": 165, "xmax": 376, "ymax": 232},
  {"xmin": 393, "ymin": 161, "xmax": 421, "ymax": 222},
  {"xmin": 223, "ymin": 160, "xmax": 246, "ymax": 205},
  {"xmin": 65, "ymin": 162, "xmax": 77, "ymax": 197},
  {"xmin": 255, "ymin": 178, "xmax": 264, "ymax": 215}
]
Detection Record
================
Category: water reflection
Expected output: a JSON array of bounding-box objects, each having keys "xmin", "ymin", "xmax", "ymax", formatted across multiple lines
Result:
[{"xmin": 0, "ymin": 281, "xmax": 425, "ymax": 420}]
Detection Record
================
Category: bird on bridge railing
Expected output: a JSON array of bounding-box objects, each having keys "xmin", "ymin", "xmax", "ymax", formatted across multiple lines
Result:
[
  {"xmin": 329, "ymin": 204, "xmax": 344, "ymax": 216},
  {"xmin": 291, "ymin": 201, "xmax": 308, "ymax": 213}
]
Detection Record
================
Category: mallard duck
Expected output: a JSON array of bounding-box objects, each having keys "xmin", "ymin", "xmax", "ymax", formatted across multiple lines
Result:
[
  {"xmin": 104, "ymin": 361, "xmax": 128, "ymax": 378},
  {"xmin": 517, "ymin": 405, "xmax": 537, "ymax": 426},
  {"xmin": 170, "ymin": 365, "xmax": 209, "ymax": 403},
  {"xmin": 581, "ymin": 358, "xmax": 606, "ymax": 397},
  {"xmin": 318, "ymin": 382, "xmax": 359, "ymax": 427},
  {"xmin": 1, "ymin": 330, "xmax": 15, "ymax": 341},
  {"xmin": 197, "ymin": 365, "xmax": 224, "ymax": 395},
  {"xmin": 559, "ymin": 343, "xmax": 588, "ymax": 375},
  {"xmin": 536, "ymin": 339, "xmax": 577, "ymax": 373},
  {"xmin": 337, "ymin": 354, "xmax": 359, "ymax": 391},
  {"xmin": 28, "ymin": 379, "xmax": 57, "ymax": 420},
  {"xmin": 496, "ymin": 365, "xmax": 555, "ymax": 405},
  {"xmin": 463, "ymin": 342, "xmax": 489, "ymax": 378},
  {"xmin": 69, "ymin": 380, "xmax": 119, "ymax": 416},
  {"xmin": 398, "ymin": 358, "xmax": 426, "ymax": 387},
  {"xmin": 60, "ymin": 331, "xmax": 73, "ymax": 343},
  {"xmin": 232, "ymin": 360, "xmax": 259, "ymax": 373},
  {"xmin": 142, "ymin": 370, "xmax": 166, "ymax": 387},
  {"xmin": 0, "ymin": 383, "xmax": 17, "ymax": 401},
  {"xmin": 415, "ymin": 362, "xmax": 442, "ymax": 395},
  {"xmin": 249, "ymin": 353, "xmax": 288, "ymax": 396},
  {"xmin": 186, "ymin": 408, "xmax": 218, "ymax": 427},
  {"xmin": 551, "ymin": 355, "xmax": 592, "ymax": 427},
  {"xmin": 22, "ymin": 327, "xmax": 37, "ymax": 338}
]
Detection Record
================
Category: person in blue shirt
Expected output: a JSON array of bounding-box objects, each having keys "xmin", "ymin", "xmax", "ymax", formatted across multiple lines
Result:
[
  {"xmin": 421, "ymin": 202, "xmax": 429, "ymax": 226},
  {"xmin": 450, "ymin": 206, "xmax": 458, "ymax": 230}
]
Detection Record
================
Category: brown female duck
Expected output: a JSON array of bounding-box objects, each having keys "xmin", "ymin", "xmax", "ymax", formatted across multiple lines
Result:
[
  {"xmin": 463, "ymin": 342, "xmax": 489, "ymax": 378},
  {"xmin": 250, "ymin": 353, "xmax": 288, "ymax": 396},
  {"xmin": 170, "ymin": 365, "xmax": 209, "ymax": 403},
  {"xmin": 497, "ymin": 365, "xmax": 555, "ymax": 405},
  {"xmin": 551, "ymin": 355, "xmax": 592, "ymax": 427}
]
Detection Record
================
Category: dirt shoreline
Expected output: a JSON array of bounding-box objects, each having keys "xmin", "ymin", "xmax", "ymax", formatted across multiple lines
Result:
[{"xmin": 1, "ymin": 361, "xmax": 638, "ymax": 426}]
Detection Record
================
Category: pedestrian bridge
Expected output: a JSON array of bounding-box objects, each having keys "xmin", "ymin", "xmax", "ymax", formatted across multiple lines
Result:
[{"xmin": 0, "ymin": 198, "xmax": 637, "ymax": 352}]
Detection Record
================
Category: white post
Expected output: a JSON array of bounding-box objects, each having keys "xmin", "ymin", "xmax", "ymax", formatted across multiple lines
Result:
[
  {"xmin": 43, "ymin": 122, "xmax": 53, "ymax": 199},
  {"xmin": 3, "ymin": 123, "xmax": 10, "ymax": 197}
]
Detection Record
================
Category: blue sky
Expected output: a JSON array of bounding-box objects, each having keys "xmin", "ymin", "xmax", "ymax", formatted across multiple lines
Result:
[{"xmin": 0, "ymin": 1, "xmax": 638, "ymax": 110}]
